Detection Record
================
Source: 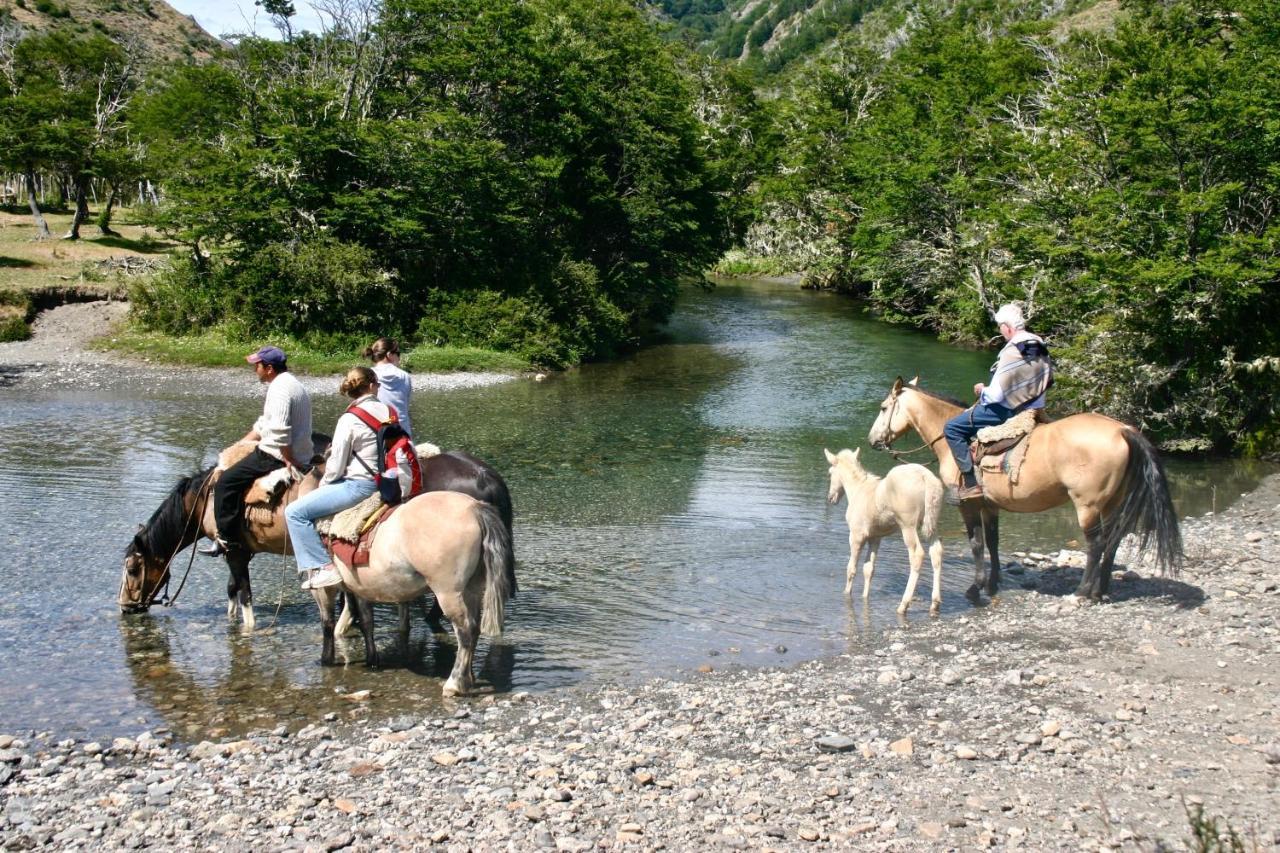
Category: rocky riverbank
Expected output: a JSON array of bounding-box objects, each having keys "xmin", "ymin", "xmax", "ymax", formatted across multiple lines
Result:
[{"xmin": 3, "ymin": 476, "xmax": 1278, "ymax": 851}]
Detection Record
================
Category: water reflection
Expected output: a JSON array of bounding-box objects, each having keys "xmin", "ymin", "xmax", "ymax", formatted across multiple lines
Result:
[{"xmin": 0, "ymin": 278, "xmax": 1272, "ymax": 741}]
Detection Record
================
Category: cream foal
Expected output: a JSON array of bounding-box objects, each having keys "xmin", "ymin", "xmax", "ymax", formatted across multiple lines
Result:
[{"xmin": 824, "ymin": 448, "xmax": 945, "ymax": 615}]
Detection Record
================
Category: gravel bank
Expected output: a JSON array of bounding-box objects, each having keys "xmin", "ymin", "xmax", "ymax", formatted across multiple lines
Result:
[
  {"xmin": 0, "ymin": 301, "xmax": 516, "ymax": 394},
  {"xmin": 3, "ymin": 477, "xmax": 1278, "ymax": 850}
]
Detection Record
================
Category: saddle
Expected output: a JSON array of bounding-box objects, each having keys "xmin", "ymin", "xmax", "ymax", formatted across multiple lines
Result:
[
  {"xmin": 319, "ymin": 495, "xmax": 400, "ymax": 569},
  {"xmin": 970, "ymin": 410, "xmax": 1044, "ymax": 485},
  {"xmin": 215, "ymin": 435, "xmax": 332, "ymax": 521}
]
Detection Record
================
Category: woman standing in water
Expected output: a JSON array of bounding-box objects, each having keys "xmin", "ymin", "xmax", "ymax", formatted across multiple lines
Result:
[{"xmin": 365, "ymin": 337, "xmax": 413, "ymax": 438}]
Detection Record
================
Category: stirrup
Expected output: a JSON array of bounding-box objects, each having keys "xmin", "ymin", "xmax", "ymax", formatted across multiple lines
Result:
[
  {"xmin": 956, "ymin": 483, "xmax": 985, "ymax": 501},
  {"xmin": 198, "ymin": 537, "xmax": 228, "ymax": 557}
]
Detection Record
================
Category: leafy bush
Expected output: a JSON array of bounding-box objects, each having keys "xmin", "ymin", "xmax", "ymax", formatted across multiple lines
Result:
[
  {"xmin": 227, "ymin": 238, "xmax": 404, "ymax": 341},
  {"xmin": 418, "ymin": 290, "xmax": 566, "ymax": 367},
  {"xmin": 0, "ymin": 292, "xmax": 32, "ymax": 343},
  {"xmin": 128, "ymin": 254, "xmax": 225, "ymax": 335}
]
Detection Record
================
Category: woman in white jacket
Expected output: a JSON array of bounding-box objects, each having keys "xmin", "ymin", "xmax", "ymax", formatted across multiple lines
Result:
[{"xmin": 285, "ymin": 367, "xmax": 412, "ymax": 590}]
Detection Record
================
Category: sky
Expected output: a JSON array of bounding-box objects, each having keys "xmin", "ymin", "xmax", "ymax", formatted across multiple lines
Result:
[{"xmin": 165, "ymin": 0, "xmax": 327, "ymax": 40}]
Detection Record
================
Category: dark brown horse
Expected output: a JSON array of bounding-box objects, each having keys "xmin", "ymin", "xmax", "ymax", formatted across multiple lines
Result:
[{"xmin": 868, "ymin": 377, "xmax": 1182, "ymax": 603}]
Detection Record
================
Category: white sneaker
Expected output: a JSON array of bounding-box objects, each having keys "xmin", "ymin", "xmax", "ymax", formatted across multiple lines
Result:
[{"xmin": 301, "ymin": 566, "xmax": 342, "ymax": 590}]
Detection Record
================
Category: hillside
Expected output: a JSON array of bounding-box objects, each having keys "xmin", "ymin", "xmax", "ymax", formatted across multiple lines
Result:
[
  {"xmin": 658, "ymin": 0, "xmax": 1121, "ymax": 75},
  {"xmin": 0, "ymin": 0, "xmax": 221, "ymax": 62}
]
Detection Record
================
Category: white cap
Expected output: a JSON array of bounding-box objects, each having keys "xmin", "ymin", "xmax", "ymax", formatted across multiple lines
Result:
[{"xmin": 993, "ymin": 303, "xmax": 1026, "ymax": 330}]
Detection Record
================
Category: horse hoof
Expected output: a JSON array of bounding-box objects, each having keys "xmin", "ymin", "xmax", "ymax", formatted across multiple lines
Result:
[
  {"xmin": 964, "ymin": 584, "xmax": 983, "ymax": 603},
  {"xmin": 896, "ymin": 605, "xmax": 908, "ymax": 615},
  {"xmin": 929, "ymin": 603, "xmax": 941, "ymax": 616}
]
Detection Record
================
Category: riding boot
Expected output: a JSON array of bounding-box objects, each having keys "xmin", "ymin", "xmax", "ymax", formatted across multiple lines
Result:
[{"xmin": 956, "ymin": 469, "xmax": 984, "ymax": 501}]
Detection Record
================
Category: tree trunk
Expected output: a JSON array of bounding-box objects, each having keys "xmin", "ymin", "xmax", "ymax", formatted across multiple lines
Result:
[
  {"xmin": 97, "ymin": 186, "xmax": 121, "ymax": 237},
  {"xmin": 24, "ymin": 171, "xmax": 51, "ymax": 240},
  {"xmin": 62, "ymin": 177, "xmax": 90, "ymax": 240}
]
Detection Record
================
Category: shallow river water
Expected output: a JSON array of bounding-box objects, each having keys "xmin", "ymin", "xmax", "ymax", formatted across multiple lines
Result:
[{"xmin": 0, "ymin": 279, "xmax": 1272, "ymax": 741}]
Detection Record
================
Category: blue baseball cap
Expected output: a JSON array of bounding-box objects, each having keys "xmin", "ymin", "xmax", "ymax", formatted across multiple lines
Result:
[{"xmin": 246, "ymin": 346, "xmax": 287, "ymax": 367}]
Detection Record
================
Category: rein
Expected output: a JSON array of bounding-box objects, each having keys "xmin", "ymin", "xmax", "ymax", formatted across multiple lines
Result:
[
  {"xmin": 881, "ymin": 391, "xmax": 944, "ymax": 466},
  {"xmin": 146, "ymin": 470, "xmax": 216, "ymax": 609}
]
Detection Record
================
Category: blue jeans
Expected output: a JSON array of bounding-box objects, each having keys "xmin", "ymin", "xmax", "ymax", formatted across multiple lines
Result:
[
  {"xmin": 944, "ymin": 402, "xmax": 1015, "ymax": 474},
  {"xmin": 285, "ymin": 478, "xmax": 378, "ymax": 570}
]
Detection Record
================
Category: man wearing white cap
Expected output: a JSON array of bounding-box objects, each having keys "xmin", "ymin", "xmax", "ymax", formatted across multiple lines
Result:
[{"xmin": 943, "ymin": 303, "xmax": 1052, "ymax": 501}]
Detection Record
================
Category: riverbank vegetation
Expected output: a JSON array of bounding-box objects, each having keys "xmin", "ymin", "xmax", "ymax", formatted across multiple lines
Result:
[
  {"xmin": 2, "ymin": 0, "xmax": 1277, "ymax": 451},
  {"xmin": 713, "ymin": 0, "xmax": 1280, "ymax": 454}
]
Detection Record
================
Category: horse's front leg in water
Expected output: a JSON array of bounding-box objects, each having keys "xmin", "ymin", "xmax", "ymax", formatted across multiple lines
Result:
[
  {"xmin": 227, "ymin": 551, "xmax": 254, "ymax": 632},
  {"xmin": 311, "ymin": 587, "xmax": 339, "ymax": 666},
  {"xmin": 354, "ymin": 594, "xmax": 380, "ymax": 668},
  {"xmin": 982, "ymin": 509, "xmax": 1001, "ymax": 597},
  {"xmin": 960, "ymin": 502, "xmax": 986, "ymax": 602}
]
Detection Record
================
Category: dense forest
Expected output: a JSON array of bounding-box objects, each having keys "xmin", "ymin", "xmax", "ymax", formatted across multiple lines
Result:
[{"xmin": 1, "ymin": 0, "xmax": 1277, "ymax": 453}]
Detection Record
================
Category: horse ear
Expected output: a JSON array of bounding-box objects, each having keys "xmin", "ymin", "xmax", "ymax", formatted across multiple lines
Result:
[
  {"xmin": 908, "ymin": 375, "xmax": 919, "ymax": 387},
  {"xmin": 892, "ymin": 376, "xmax": 904, "ymax": 393},
  {"xmin": 823, "ymin": 448, "xmax": 836, "ymax": 465}
]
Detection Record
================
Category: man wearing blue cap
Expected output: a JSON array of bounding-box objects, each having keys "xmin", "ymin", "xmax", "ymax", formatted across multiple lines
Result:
[{"xmin": 204, "ymin": 346, "xmax": 314, "ymax": 556}]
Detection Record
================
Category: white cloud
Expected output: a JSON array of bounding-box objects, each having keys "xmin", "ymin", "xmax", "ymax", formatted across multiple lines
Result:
[{"xmin": 166, "ymin": 1, "xmax": 327, "ymax": 41}]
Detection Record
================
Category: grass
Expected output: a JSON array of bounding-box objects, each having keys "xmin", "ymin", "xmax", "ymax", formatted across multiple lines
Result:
[
  {"xmin": 0, "ymin": 207, "xmax": 172, "ymax": 296},
  {"xmin": 96, "ymin": 325, "xmax": 531, "ymax": 375}
]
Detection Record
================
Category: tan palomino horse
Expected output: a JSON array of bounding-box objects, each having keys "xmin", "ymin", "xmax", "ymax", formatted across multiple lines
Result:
[
  {"xmin": 867, "ymin": 377, "xmax": 1182, "ymax": 603},
  {"xmin": 120, "ymin": 471, "xmax": 513, "ymax": 696},
  {"xmin": 825, "ymin": 448, "xmax": 945, "ymax": 615}
]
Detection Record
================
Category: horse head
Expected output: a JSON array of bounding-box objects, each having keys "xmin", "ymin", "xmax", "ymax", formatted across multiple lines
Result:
[
  {"xmin": 868, "ymin": 376, "xmax": 916, "ymax": 450},
  {"xmin": 120, "ymin": 525, "xmax": 170, "ymax": 613},
  {"xmin": 824, "ymin": 447, "xmax": 865, "ymax": 504}
]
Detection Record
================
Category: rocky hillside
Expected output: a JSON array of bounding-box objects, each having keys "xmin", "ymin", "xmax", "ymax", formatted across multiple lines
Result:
[
  {"xmin": 0, "ymin": 0, "xmax": 221, "ymax": 62},
  {"xmin": 657, "ymin": 0, "xmax": 1120, "ymax": 75}
]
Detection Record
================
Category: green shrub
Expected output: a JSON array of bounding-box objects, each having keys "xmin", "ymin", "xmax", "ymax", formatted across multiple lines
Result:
[
  {"xmin": 417, "ymin": 260, "xmax": 633, "ymax": 368},
  {"xmin": 0, "ymin": 314, "xmax": 29, "ymax": 343},
  {"xmin": 128, "ymin": 254, "xmax": 225, "ymax": 335},
  {"xmin": 419, "ymin": 289, "xmax": 565, "ymax": 367},
  {"xmin": 228, "ymin": 238, "xmax": 404, "ymax": 340}
]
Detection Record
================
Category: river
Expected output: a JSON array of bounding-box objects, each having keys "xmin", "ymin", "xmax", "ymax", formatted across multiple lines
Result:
[{"xmin": 0, "ymin": 278, "xmax": 1271, "ymax": 742}]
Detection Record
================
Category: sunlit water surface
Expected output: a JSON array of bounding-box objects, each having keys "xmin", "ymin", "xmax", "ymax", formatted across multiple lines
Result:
[{"xmin": 0, "ymin": 279, "xmax": 1271, "ymax": 741}]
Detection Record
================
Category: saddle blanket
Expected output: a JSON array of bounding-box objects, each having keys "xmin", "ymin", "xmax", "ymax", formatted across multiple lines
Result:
[
  {"xmin": 324, "ymin": 504, "xmax": 399, "ymax": 570},
  {"xmin": 972, "ymin": 410, "xmax": 1040, "ymax": 486}
]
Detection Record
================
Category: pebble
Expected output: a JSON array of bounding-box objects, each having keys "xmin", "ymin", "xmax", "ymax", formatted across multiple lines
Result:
[{"xmin": 0, "ymin": 471, "xmax": 1275, "ymax": 852}]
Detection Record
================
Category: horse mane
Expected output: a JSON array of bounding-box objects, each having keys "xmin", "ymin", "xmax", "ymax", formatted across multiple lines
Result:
[
  {"xmin": 907, "ymin": 385, "xmax": 968, "ymax": 409},
  {"xmin": 131, "ymin": 467, "xmax": 214, "ymax": 560}
]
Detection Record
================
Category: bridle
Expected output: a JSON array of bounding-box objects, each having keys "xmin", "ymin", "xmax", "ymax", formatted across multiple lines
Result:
[
  {"xmin": 125, "ymin": 470, "xmax": 217, "ymax": 610},
  {"xmin": 878, "ymin": 389, "xmax": 945, "ymax": 465}
]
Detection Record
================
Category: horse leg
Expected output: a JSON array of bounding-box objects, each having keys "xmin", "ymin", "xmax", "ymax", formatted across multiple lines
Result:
[
  {"xmin": 1072, "ymin": 506, "xmax": 1105, "ymax": 603},
  {"xmin": 844, "ymin": 532, "xmax": 865, "ymax": 596},
  {"xmin": 353, "ymin": 595, "xmax": 380, "ymax": 668},
  {"xmin": 927, "ymin": 536, "xmax": 944, "ymax": 616},
  {"xmin": 982, "ymin": 509, "xmax": 1001, "ymax": 597},
  {"xmin": 226, "ymin": 551, "xmax": 254, "ymax": 632},
  {"xmin": 435, "ymin": 590, "xmax": 479, "ymax": 697},
  {"xmin": 226, "ymin": 572, "xmax": 239, "ymax": 622},
  {"xmin": 897, "ymin": 528, "xmax": 924, "ymax": 615},
  {"xmin": 862, "ymin": 537, "xmax": 881, "ymax": 601},
  {"xmin": 421, "ymin": 594, "xmax": 445, "ymax": 632},
  {"xmin": 396, "ymin": 603, "xmax": 411, "ymax": 660},
  {"xmin": 960, "ymin": 501, "xmax": 986, "ymax": 602},
  {"xmin": 311, "ymin": 587, "xmax": 339, "ymax": 666}
]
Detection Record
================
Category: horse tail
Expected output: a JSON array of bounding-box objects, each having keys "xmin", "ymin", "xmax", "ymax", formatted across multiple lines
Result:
[
  {"xmin": 919, "ymin": 467, "xmax": 944, "ymax": 543},
  {"xmin": 476, "ymin": 501, "xmax": 514, "ymax": 638},
  {"xmin": 1108, "ymin": 430, "xmax": 1184, "ymax": 576}
]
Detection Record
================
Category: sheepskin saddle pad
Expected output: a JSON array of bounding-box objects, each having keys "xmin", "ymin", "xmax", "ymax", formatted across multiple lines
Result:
[{"xmin": 972, "ymin": 410, "xmax": 1042, "ymax": 485}]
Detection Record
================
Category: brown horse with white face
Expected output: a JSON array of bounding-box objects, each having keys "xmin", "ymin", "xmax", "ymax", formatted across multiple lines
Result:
[{"xmin": 868, "ymin": 377, "xmax": 1182, "ymax": 602}]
